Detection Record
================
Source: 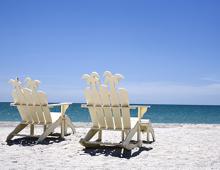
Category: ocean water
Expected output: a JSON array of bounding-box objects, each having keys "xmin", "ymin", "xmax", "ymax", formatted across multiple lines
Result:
[{"xmin": 0, "ymin": 102, "xmax": 220, "ymax": 124}]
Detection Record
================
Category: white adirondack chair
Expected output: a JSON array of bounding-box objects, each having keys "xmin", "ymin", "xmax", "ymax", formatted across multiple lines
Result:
[
  {"xmin": 6, "ymin": 78, "xmax": 75, "ymax": 143},
  {"xmin": 80, "ymin": 71, "xmax": 155, "ymax": 150}
]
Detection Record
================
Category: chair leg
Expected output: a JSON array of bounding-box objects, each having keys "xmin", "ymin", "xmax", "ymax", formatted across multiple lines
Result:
[
  {"xmin": 37, "ymin": 118, "xmax": 62, "ymax": 143},
  {"xmin": 150, "ymin": 127, "xmax": 155, "ymax": 142},
  {"xmin": 64, "ymin": 119, "xmax": 68, "ymax": 135},
  {"xmin": 137, "ymin": 125, "xmax": 142, "ymax": 147},
  {"xmin": 146, "ymin": 124, "xmax": 155, "ymax": 142},
  {"xmin": 43, "ymin": 125, "xmax": 47, "ymax": 132},
  {"xmin": 61, "ymin": 118, "xmax": 65, "ymax": 138},
  {"xmin": 125, "ymin": 130, "xmax": 129, "ymax": 137},
  {"xmin": 123, "ymin": 123, "xmax": 139, "ymax": 150},
  {"xmin": 30, "ymin": 124, "xmax": 34, "ymax": 136},
  {"xmin": 65, "ymin": 116, "xmax": 76, "ymax": 134},
  {"xmin": 6, "ymin": 123, "xmax": 28, "ymax": 141},
  {"xmin": 121, "ymin": 130, "xmax": 125, "ymax": 141},
  {"xmin": 142, "ymin": 123, "xmax": 155, "ymax": 142},
  {"xmin": 79, "ymin": 129, "xmax": 99, "ymax": 147},
  {"xmin": 147, "ymin": 130, "xmax": 150, "ymax": 142},
  {"xmin": 97, "ymin": 130, "xmax": 102, "ymax": 141}
]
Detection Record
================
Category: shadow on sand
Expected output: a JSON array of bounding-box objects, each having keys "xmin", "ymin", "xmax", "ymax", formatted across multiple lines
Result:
[
  {"xmin": 6, "ymin": 133, "xmax": 65, "ymax": 146},
  {"xmin": 83, "ymin": 145, "xmax": 153, "ymax": 159}
]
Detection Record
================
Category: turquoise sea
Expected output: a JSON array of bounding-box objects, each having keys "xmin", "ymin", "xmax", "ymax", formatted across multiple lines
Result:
[{"xmin": 0, "ymin": 102, "xmax": 220, "ymax": 124}]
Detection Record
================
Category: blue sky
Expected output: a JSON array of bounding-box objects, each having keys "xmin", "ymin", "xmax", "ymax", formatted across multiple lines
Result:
[{"xmin": 0, "ymin": 0, "xmax": 220, "ymax": 105}]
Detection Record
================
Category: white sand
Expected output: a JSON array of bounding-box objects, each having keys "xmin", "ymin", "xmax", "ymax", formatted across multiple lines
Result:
[{"xmin": 0, "ymin": 122, "xmax": 220, "ymax": 170}]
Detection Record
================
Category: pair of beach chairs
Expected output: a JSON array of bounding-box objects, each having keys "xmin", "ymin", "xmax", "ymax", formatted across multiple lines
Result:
[{"xmin": 7, "ymin": 71, "xmax": 155, "ymax": 150}]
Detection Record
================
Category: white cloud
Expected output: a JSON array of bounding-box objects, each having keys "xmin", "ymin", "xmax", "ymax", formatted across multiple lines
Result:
[
  {"xmin": 201, "ymin": 76, "xmax": 220, "ymax": 83},
  {"xmin": 43, "ymin": 81, "xmax": 220, "ymax": 105},
  {"xmin": 3, "ymin": 79, "xmax": 220, "ymax": 105},
  {"xmin": 122, "ymin": 81, "xmax": 220, "ymax": 105}
]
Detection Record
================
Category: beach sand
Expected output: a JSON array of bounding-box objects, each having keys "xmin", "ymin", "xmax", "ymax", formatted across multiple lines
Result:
[{"xmin": 0, "ymin": 122, "xmax": 220, "ymax": 170}]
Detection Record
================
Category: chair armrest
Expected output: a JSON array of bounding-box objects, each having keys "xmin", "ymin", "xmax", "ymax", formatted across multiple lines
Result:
[
  {"xmin": 137, "ymin": 106, "xmax": 150, "ymax": 120},
  {"xmin": 48, "ymin": 102, "xmax": 72, "ymax": 108},
  {"xmin": 81, "ymin": 103, "xmax": 150, "ymax": 119},
  {"xmin": 10, "ymin": 103, "xmax": 46, "ymax": 107},
  {"xmin": 48, "ymin": 102, "xmax": 72, "ymax": 116},
  {"xmin": 11, "ymin": 102, "xmax": 72, "ymax": 116},
  {"xmin": 81, "ymin": 103, "xmax": 88, "ymax": 108},
  {"xmin": 81, "ymin": 104, "xmax": 150, "ymax": 110},
  {"xmin": 61, "ymin": 103, "xmax": 71, "ymax": 116}
]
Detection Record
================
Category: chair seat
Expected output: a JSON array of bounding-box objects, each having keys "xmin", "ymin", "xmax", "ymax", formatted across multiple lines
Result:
[
  {"xmin": 140, "ymin": 119, "xmax": 151, "ymax": 124},
  {"xmin": 50, "ymin": 112, "xmax": 62, "ymax": 123}
]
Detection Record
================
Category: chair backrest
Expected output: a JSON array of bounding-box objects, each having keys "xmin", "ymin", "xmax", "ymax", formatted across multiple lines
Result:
[
  {"xmin": 103, "ymin": 71, "xmax": 131, "ymax": 129},
  {"xmin": 9, "ymin": 78, "xmax": 52, "ymax": 124},
  {"xmin": 82, "ymin": 72, "xmax": 104, "ymax": 128},
  {"xmin": 9, "ymin": 79, "xmax": 33, "ymax": 122},
  {"xmin": 25, "ymin": 77, "xmax": 52, "ymax": 124},
  {"xmin": 82, "ymin": 71, "xmax": 132, "ymax": 130}
]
